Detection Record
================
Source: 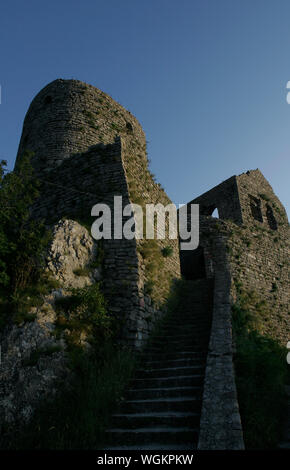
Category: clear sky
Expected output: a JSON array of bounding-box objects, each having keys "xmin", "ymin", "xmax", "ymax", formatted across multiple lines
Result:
[{"xmin": 1, "ymin": 0, "xmax": 289, "ymax": 215}]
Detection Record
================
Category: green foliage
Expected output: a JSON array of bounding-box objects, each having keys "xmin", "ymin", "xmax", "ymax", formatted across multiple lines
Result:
[
  {"xmin": 138, "ymin": 239, "xmax": 165, "ymax": 301},
  {"xmin": 259, "ymin": 193, "xmax": 270, "ymax": 202},
  {"xmin": 241, "ymin": 237, "xmax": 251, "ymax": 248},
  {"xmin": 54, "ymin": 283, "xmax": 113, "ymax": 347},
  {"xmin": 233, "ymin": 287, "xmax": 271, "ymax": 329},
  {"xmin": 232, "ymin": 293, "xmax": 288, "ymax": 448},
  {"xmin": 271, "ymin": 201, "xmax": 287, "ymax": 220},
  {"xmin": 0, "ymin": 272, "xmax": 61, "ymax": 329},
  {"xmin": 0, "ymin": 155, "xmax": 52, "ymax": 329},
  {"xmin": 144, "ymin": 279, "xmax": 154, "ymax": 295},
  {"xmin": 161, "ymin": 245, "xmax": 173, "ymax": 257},
  {"xmin": 73, "ymin": 267, "xmax": 90, "ymax": 277},
  {"xmin": 139, "ymin": 239, "xmax": 162, "ymax": 263},
  {"xmin": 111, "ymin": 122, "xmax": 121, "ymax": 132},
  {"xmin": 4, "ymin": 343, "xmax": 136, "ymax": 449},
  {"xmin": 0, "ymin": 155, "xmax": 50, "ymax": 294},
  {"xmin": 86, "ymin": 111, "xmax": 94, "ymax": 120},
  {"xmin": 73, "ymin": 216, "xmax": 93, "ymax": 233}
]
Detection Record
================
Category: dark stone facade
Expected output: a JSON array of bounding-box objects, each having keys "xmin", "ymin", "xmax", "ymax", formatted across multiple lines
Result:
[{"xmin": 189, "ymin": 175, "xmax": 243, "ymax": 224}]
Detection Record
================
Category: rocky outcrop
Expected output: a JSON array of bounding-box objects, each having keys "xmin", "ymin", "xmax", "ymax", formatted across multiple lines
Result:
[
  {"xmin": 0, "ymin": 295, "xmax": 69, "ymax": 429},
  {"xmin": 0, "ymin": 219, "xmax": 99, "ymax": 435},
  {"xmin": 46, "ymin": 219, "xmax": 99, "ymax": 288}
]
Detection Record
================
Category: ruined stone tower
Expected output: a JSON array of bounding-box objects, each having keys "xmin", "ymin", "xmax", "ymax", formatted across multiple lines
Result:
[
  {"xmin": 15, "ymin": 79, "xmax": 147, "ymax": 173},
  {"xmin": 182, "ymin": 169, "xmax": 289, "ymax": 344},
  {"xmin": 15, "ymin": 79, "xmax": 181, "ymax": 348},
  {"xmin": 178, "ymin": 170, "xmax": 289, "ymax": 449}
]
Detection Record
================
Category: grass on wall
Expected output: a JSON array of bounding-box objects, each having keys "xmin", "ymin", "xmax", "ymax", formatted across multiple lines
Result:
[{"xmin": 232, "ymin": 290, "xmax": 289, "ymax": 449}]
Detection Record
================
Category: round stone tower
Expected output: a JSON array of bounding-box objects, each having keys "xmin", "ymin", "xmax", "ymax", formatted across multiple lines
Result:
[
  {"xmin": 15, "ymin": 78, "xmax": 181, "ymax": 319},
  {"xmin": 15, "ymin": 79, "xmax": 147, "ymax": 173}
]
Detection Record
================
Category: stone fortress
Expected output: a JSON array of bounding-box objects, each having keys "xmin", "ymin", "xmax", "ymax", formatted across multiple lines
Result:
[{"xmin": 3, "ymin": 79, "xmax": 289, "ymax": 449}]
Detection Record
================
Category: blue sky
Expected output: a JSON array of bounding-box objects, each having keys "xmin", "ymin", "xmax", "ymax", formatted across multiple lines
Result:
[{"xmin": 1, "ymin": 0, "xmax": 290, "ymax": 215}]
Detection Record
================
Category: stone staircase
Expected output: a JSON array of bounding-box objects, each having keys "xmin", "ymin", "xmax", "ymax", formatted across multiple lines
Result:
[{"xmin": 104, "ymin": 279, "xmax": 214, "ymax": 450}]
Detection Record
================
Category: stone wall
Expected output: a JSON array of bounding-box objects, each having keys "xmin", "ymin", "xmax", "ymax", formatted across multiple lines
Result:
[
  {"xmin": 120, "ymin": 136, "xmax": 180, "ymax": 305},
  {"xmin": 189, "ymin": 175, "xmax": 243, "ymax": 224},
  {"xmin": 236, "ymin": 169, "xmax": 287, "ymax": 225},
  {"xmin": 183, "ymin": 170, "xmax": 289, "ymax": 345},
  {"xmin": 231, "ymin": 170, "xmax": 289, "ymax": 345},
  {"xmin": 197, "ymin": 218, "xmax": 244, "ymax": 450},
  {"xmin": 179, "ymin": 215, "xmax": 244, "ymax": 449}
]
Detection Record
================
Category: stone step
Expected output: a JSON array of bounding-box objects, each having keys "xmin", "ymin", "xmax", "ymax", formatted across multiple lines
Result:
[
  {"xmin": 160, "ymin": 330, "xmax": 210, "ymax": 338},
  {"xmin": 163, "ymin": 318, "xmax": 212, "ymax": 326},
  {"xmin": 104, "ymin": 443, "xmax": 197, "ymax": 450},
  {"xmin": 165, "ymin": 305, "xmax": 211, "ymax": 312},
  {"xmin": 162, "ymin": 319, "xmax": 212, "ymax": 327},
  {"xmin": 163, "ymin": 314, "xmax": 212, "ymax": 323},
  {"xmin": 157, "ymin": 317, "xmax": 211, "ymax": 325},
  {"xmin": 135, "ymin": 365, "xmax": 205, "ymax": 379},
  {"xmin": 131, "ymin": 374, "xmax": 204, "ymax": 389},
  {"xmin": 149, "ymin": 332, "xmax": 209, "ymax": 340},
  {"xmin": 148, "ymin": 339, "xmax": 209, "ymax": 350},
  {"xmin": 119, "ymin": 396, "xmax": 202, "ymax": 414},
  {"xmin": 143, "ymin": 351, "xmax": 208, "ymax": 362},
  {"xmin": 149, "ymin": 332, "xmax": 210, "ymax": 342},
  {"xmin": 111, "ymin": 410, "xmax": 200, "ymax": 429},
  {"xmin": 166, "ymin": 311, "xmax": 211, "ymax": 317},
  {"xmin": 143, "ymin": 356, "xmax": 207, "ymax": 369},
  {"xmin": 126, "ymin": 385, "xmax": 203, "ymax": 400},
  {"xmin": 146, "ymin": 334, "xmax": 210, "ymax": 345},
  {"xmin": 105, "ymin": 426, "xmax": 199, "ymax": 446},
  {"xmin": 162, "ymin": 328, "xmax": 210, "ymax": 336},
  {"xmin": 184, "ymin": 296, "xmax": 212, "ymax": 300},
  {"xmin": 145, "ymin": 344, "xmax": 209, "ymax": 355}
]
